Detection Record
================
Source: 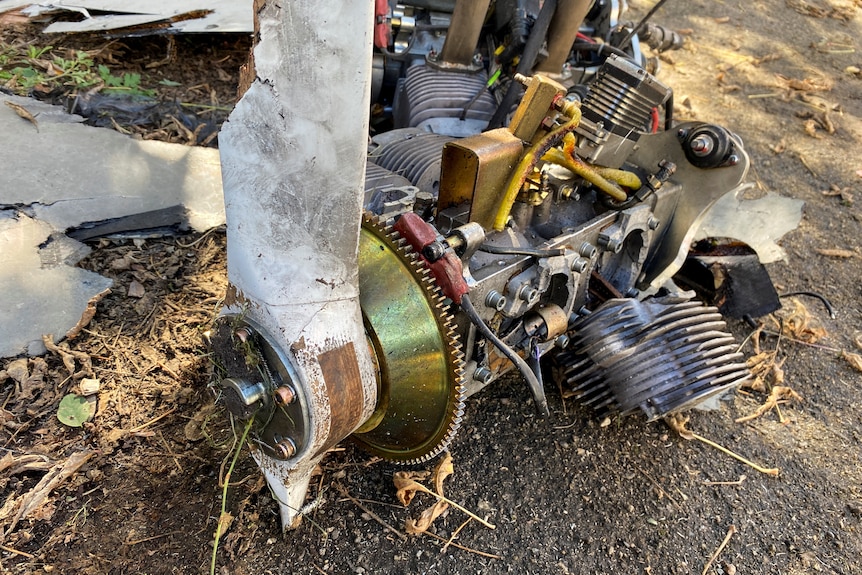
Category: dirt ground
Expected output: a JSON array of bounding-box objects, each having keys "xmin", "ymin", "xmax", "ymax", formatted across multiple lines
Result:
[{"xmin": 2, "ymin": 0, "xmax": 862, "ymax": 573}]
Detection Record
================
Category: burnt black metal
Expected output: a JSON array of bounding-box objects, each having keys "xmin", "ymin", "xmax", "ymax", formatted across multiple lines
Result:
[{"xmin": 676, "ymin": 240, "xmax": 781, "ymax": 319}]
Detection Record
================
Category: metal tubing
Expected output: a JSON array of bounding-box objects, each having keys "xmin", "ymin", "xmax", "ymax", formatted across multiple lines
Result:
[
  {"xmin": 218, "ymin": 0, "xmax": 378, "ymax": 529},
  {"xmin": 535, "ymin": 0, "xmax": 593, "ymax": 75},
  {"xmin": 438, "ymin": 0, "xmax": 492, "ymax": 66}
]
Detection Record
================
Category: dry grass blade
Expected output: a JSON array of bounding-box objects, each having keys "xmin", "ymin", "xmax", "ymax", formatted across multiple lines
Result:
[
  {"xmin": 1, "ymin": 450, "xmax": 95, "ymax": 538},
  {"xmin": 336, "ymin": 483, "xmax": 406, "ymax": 541},
  {"xmin": 666, "ymin": 414, "xmax": 780, "ymax": 477},
  {"xmin": 702, "ymin": 524, "xmax": 737, "ymax": 575}
]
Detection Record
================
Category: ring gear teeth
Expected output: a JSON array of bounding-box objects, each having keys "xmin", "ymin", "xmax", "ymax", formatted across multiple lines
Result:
[{"xmin": 351, "ymin": 213, "xmax": 466, "ymax": 465}]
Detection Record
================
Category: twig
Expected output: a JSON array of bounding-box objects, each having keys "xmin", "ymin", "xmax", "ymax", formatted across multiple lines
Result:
[
  {"xmin": 176, "ymin": 226, "xmax": 222, "ymax": 248},
  {"xmin": 4, "ymin": 451, "xmax": 95, "ymax": 537},
  {"xmin": 125, "ymin": 531, "xmax": 183, "ymax": 545},
  {"xmin": 442, "ymin": 518, "xmax": 472, "ymax": 554},
  {"xmin": 0, "ymin": 543, "xmax": 34, "ymax": 558},
  {"xmin": 403, "ymin": 482, "xmax": 496, "ymax": 529},
  {"xmin": 666, "ymin": 415, "xmax": 780, "ymax": 477},
  {"xmin": 311, "ymin": 564, "xmax": 327, "ymax": 575},
  {"xmin": 798, "ymin": 154, "xmax": 818, "ymax": 178},
  {"xmin": 691, "ymin": 431, "xmax": 779, "ymax": 476},
  {"xmin": 335, "ymin": 484, "xmax": 407, "ymax": 541},
  {"xmin": 636, "ymin": 466, "xmax": 681, "ymax": 509},
  {"xmin": 702, "ymin": 524, "xmax": 737, "ymax": 575},
  {"xmin": 703, "ymin": 475, "xmax": 747, "ymax": 486},
  {"xmin": 157, "ymin": 431, "xmax": 183, "ymax": 473},
  {"xmin": 747, "ymin": 92, "xmax": 782, "ymax": 99},
  {"xmin": 759, "ymin": 330, "xmax": 841, "ymax": 352},
  {"xmin": 129, "ymin": 408, "xmax": 177, "ymax": 433},
  {"xmin": 422, "ymin": 531, "xmax": 501, "ymax": 559}
]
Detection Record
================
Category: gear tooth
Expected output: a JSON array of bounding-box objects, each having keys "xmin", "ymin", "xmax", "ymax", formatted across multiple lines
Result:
[{"xmin": 358, "ymin": 212, "xmax": 467, "ymax": 464}]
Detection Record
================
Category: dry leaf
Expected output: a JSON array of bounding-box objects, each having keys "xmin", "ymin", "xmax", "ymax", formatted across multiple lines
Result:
[
  {"xmin": 804, "ymin": 119, "xmax": 822, "ymax": 138},
  {"xmin": 815, "ymin": 248, "xmax": 855, "ymax": 258},
  {"xmin": 405, "ymin": 499, "xmax": 449, "ymax": 535},
  {"xmin": 770, "ymin": 139, "xmax": 787, "ymax": 154},
  {"xmin": 665, "ymin": 413, "xmax": 694, "ymax": 440},
  {"xmin": 394, "ymin": 471, "xmax": 431, "ymax": 507},
  {"xmin": 821, "ymin": 185, "xmax": 854, "ymax": 204},
  {"xmin": 128, "ymin": 280, "xmax": 146, "ymax": 298},
  {"xmin": 843, "ymin": 351, "xmax": 862, "ymax": 372},
  {"xmin": 215, "ymin": 511, "xmax": 234, "ymax": 539},
  {"xmin": 772, "ymin": 298, "xmax": 828, "ymax": 343},
  {"xmin": 433, "ymin": 452, "xmax": 454, "ymax": 496},
  {"xmin": 4, "ymin": 100, "xmax": 39, "ymax": 131},
  {"xmin": 735, "ymin": 386, "xmax": 802, "ymax": 423}
]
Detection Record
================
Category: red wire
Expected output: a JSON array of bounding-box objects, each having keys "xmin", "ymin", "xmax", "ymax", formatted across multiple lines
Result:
[
  {"xmin": 576, "ymin": 32, "xmax": 595, "ymax": 43},
  {"xmin": 650, "ymin": 107, "xmax": 660, "ymax": 133}
]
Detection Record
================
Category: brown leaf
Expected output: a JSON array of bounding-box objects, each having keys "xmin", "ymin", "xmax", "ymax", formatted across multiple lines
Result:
[
  {"xmin": 843, "ymin": 351, "xmax": 862, "ymax": 373},
  {"xmin": 771, "ymin": 298, "xmax": 828, "ymax": 343},
  {"xmin": 433, "ymin": 452, "xmax": 454, "ymax": 496},
  {"xmin": 215, "ymin": 511, "xmax": 234, "ymax": 539},
  {"xmin": 735, "ymin": 386, "xmax": 802, "ymax": 423},
  {"xmin": 815, "ymin": 248, "xmax": 855, "ymax": 258},
  {"xmin": 393, "ymin": 471, "xmax": 430, "ymax": 507},
  {"xmin": 4, "ymin": 100, "xmax": 39, "ymax": 131},
  {"xmin": 665, "ymin": 413, "xmax": 694, "ymax": 440},
  {"xmin": 770, "ymin": 138, "xmax": 787, "ymax": 154},
  {"xmin": 804, "ymin": 119, "xmax": 821, "ymax": 138},
  {"xmin": 405, "ymin": 499, "xmax": 450, "ymax": 535}
]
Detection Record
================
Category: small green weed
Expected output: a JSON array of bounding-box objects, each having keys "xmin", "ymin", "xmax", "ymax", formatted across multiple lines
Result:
[{"xmin": 0, "ymin": 42, "xmax": 157, "ymax": 97}]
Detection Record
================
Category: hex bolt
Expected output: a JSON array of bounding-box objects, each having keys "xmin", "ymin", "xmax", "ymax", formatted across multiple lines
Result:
[
  {"xmin": 472, "ymin": 366, "xmax": 493, "ymax": 384},
  {"xmin": 647, "ymin": 216, "xmax": 661, "ymax": 230},
  {"xmin": 625, "ymin": 288, "xmax": 640, "ymax": 298},
  {"xmin": 555, "ymin": 334, "xmax": 570, "ymax": 349},
  {"xmin": 579, "ymin": 242, "xmax": 598, "ymax": 259},
  {"xmin": 690, "ymin": 135, "xmax": 714, "ymax": 156},
  {"xmin": 485, "ymin": 290, "xmax": 507, "ymax": 311},
  {"xmin": 273, "ymin": 385, "xmax": 297, "ymax": 406},
  {"xmin": 275, "ymin": 437, "xmax": 297, "ymax": 459},
  {"xmin": 571, "ymin": 257, "xmax": 589, "ymax": 274}
]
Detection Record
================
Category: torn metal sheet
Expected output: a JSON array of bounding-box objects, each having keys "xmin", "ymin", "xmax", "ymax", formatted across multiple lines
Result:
[
  {"xmin": 696, "ymin": 185, "xmax": 805, "ymax": 264},
  {"xmin": 676, "ymin": 241, "xmax": 782, "ymax": 319},
  {"xmin": 0, "ymin": 0, "xmax": 252, "ymax": 34},
  {"xmin": 0, "ymin": 211, "xmax": 112, "ymax": 357},
  {"xmin": 0, "ymin": 94, "xmax": 224, "ymax": 358},
  {"xmin": 0, "ymin": 94, "xmax": 225, "ymax": 234}
]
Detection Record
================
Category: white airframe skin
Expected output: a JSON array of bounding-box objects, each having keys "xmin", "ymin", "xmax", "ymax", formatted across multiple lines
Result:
[{"xmin": 217, "ymin": 1, "xmax": 378, "ymax": 529}]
